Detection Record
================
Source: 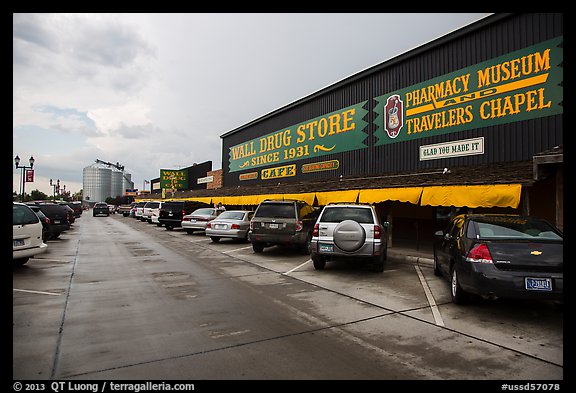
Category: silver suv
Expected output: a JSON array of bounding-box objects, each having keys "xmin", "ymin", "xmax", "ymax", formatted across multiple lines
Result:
[{"xmin": 311, "ymin": 203, "xmax": 388, "ymax": 272}]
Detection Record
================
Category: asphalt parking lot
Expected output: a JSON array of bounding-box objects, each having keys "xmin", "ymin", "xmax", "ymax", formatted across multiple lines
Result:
[{"xmin": 13, "ymin": 213, "xmax": 563, "ymax": 380}]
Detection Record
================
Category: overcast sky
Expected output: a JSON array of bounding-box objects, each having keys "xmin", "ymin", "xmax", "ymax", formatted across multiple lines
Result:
[{"xmin": 13, "ymin": 13, "xmax": 490, "ymax": 198}]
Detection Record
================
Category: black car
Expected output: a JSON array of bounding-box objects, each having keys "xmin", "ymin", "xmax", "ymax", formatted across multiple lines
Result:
[
  {"xmin": 66, "ymin": 202, "xmax": 83, "ymax": 218},
  {"xmin": 249, "ymin": 199, "xmax": 319, "ymax": 254},
  {"xmin": 93, "ymin": 202, "xmax": 110, "ymax": 217},
  {"xmin": 28, "ymin": 205, "xmax": 51, "ymax": 241},
  {"xmin": 433, "ymin": 214, "xmax": 563, "ymax": 304},
  {"xmin": 158, "ymin": 200, "xmax": 211, "ymax": 230},
  {"xmin": 31, "ymin": 202, "xmax": 71, "ymax": 239}
]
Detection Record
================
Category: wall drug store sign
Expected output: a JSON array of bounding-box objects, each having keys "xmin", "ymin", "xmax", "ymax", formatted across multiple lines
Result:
[
  {"xmin": 228, "ymin": 102, "xmax": 368, "ymax": 173},
  {"xmin": 374, "ymin": 36, "xmax": 563, "ymax": 145},
  {"xmin": 160, "ymin": 169, "xmax": 188, "ymax": 190}
]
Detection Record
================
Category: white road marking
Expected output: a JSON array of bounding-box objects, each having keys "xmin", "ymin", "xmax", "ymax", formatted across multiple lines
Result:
[
  {"xmin": 210, "ymin": 329, "xmax": 250, "ymax": 339},
  {"xmin": 414, "ymin": 265, "xmax": 445, "ymax": 327},
  {"xmin": 283, "ymin": 259, "xmax": 312, "ymax": 275},
  {"xmin": 222, "ymin": 246, "xmax": 253, "ymax": 254},
  {"xmin": 13, "ymin": 288, "xmax": 61, "ymax": 296}
]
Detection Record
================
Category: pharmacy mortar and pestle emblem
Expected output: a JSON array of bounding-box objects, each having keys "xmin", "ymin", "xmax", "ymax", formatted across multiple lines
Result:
[{"xmin": 385, "ymin": 94, "xmax": 403, "ymax": 138}]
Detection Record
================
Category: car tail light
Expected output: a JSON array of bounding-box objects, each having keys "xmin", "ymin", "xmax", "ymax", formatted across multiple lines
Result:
[
  {"xmin": 466, "ymin": 243, "xmax": 493, "ymax": 263},
  {"xmin": 250, "ymin": 221, "xmax": 254, "ymax": 230},
  {"xmin": 295, "ymin": 220, "xmax": 303, "ymax": 232},
  {"xmin": 374, "ymin": 225, "xmax": 381, "ymax": 239},
  {"xmin": 231, "ymin": 224, "xmax": 240, "ymax": 229},
  {"xmin": 206, "ymin": 222, "xmax": 212, "ymax": 228},
  {"xmin": 313, "ymin": 223, "xmax": 319, "ymax": 237}
]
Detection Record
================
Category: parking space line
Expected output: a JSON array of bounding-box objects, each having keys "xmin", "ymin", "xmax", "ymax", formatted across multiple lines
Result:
[
  {"xmin": 13, "ymin": 288, "xmax": 61, "ymax": 296},
  {"xmin": 283, "ymin": 259, "xmax": 312, "ymax": 275},
  {"xmin": 414, "ymin": 265, "xmax": 445, "ymax": 327},
  {"xmin": 222, "ymin": 246, "xmax": 253, "ymax": 254}
]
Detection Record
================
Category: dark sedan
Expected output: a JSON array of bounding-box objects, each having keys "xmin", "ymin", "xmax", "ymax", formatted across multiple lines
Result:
[
  {"xmin": 433, "ymin": 214, "xmax": 563, "ymax": 305},
  {"xmin": 93, "ymin": 202, "xmax": 110, "ymax": 217},
  {"xmin": 28, "ymin": 202, "xmax": 71, "ymax": 239}
]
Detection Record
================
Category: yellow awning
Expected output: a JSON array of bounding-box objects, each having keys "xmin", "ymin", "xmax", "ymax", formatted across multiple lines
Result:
[
  {"xmin": 315, "ymin": 190, "xmax": 359, "ymax": 206},
  {"xmin": 359, "ymin": 187, "xmax": 423, "ymax": 204},
  {"xmin": 182, "ymin": 196, "xmax": 212, "ymax": 204},
  {"xmin": 420, "ymin": 184, "xmax": 522, "ymax": 208},
  {"xmin": 281, "ymin": 193, "xmax": 316, "ymax": 205}
]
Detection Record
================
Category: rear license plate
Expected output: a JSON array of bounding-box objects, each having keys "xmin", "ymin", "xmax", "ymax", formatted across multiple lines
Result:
[
  {"xmin": 319, "ymin": 244, "xmax": 333, "ymax": 252},
  {"xmin": 214, "ymin": 224, "xmax": 226, "ymax": 230},
  {"xmin": 14, "ymin": 239, "xmax": 25, "ymax": 247},
  {"xmin": 54, "ymin": 220, "xmax": 60, "ymax": 224},
  {"xmin": 525, "ymin": 277, "xmax": 552, "ymax": 291},
  {"xmin": 189, "ymin": 219, "xmax": 196, "ymax": 223},
  {"xmin": 269, "ymin": 223, "xmax": 279, "ymax": 229}
]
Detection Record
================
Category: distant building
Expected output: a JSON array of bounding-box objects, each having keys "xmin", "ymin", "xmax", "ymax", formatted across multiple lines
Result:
[{"xmin": 83, "ymin": 160, "xmax": 134, "ymax": 204}]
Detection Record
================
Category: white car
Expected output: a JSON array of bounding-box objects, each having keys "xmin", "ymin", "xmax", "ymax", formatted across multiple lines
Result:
[
  {"xmin": 310, "ymin": 203, "xmax": 388, "ymax": 272},
  {"xmin": 142, "ymin": 201, "xmax": 161, "ymax": 223},
  {"xmin": 13, "ymin": 202, "xmax": 48, "ymax": 265},
  {"xmin": 181, "ymin": 208, "xmax": 221, "ymax": 234},
  {"xmin": 149, "ymin": 202, "xmax": 164, "ymax": 226}
]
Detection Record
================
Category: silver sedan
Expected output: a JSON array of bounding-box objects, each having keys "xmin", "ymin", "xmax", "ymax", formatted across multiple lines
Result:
[{"xmin": 205, "ymin": 210, "xmax": 254, "ymax": 242}]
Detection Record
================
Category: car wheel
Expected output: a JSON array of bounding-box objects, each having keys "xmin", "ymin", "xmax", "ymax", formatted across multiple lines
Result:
[
  {"xmin": 450, "ymin": 266, "xmax": 469, "ymax": 305},
  {"xmin": 211, "ymin": 237, "xmax": 220, "ymax": 243},
  {"xmin": 14, "ymin": 258, "xmax": 29, "ymax": 266},
  {"xmin": 166, "ymin": 225, "xmax": 173, "ymax": 231},
  {"xmin": 156, "ymin": 223, "xmax": 162, "ymax": 227},
  {"xmin": 312, "ymin": 255, "xmax": 326, "ymax": 270},
  {"xmin": 186, "ymin": 229, "xmax": 195, "ymax": 234},
  {"xmin": 252, "ymin": 242, "xmax": 264, "ymax": 253},
  {"xmin": 433, "ymin": 250, "xmax": 442, "ymax": 277}
]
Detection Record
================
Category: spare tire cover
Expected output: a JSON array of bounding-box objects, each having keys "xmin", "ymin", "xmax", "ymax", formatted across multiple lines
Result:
[{"xmin": 333, "ymin": 220, "xmax": 366, "ymax": 252}]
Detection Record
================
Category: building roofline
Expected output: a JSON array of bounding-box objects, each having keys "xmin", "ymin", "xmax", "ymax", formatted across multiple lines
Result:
[{"xmin": 220, "ymin": 12, "xmax": 505, "ymax": 139}]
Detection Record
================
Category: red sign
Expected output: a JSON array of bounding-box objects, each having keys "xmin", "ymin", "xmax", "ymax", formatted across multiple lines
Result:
[{"xmin": 25, "ymin": 169, "xmax": 34, "ymax": 182}]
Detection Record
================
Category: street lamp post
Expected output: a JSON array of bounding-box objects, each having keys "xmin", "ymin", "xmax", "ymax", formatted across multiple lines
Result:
[
  {"xmin": 14, "ymin": 155, "xmax": 34, "ymax": 202},
  {"xmin": 50, "ymin": 178, "xmax": 60, "ymax": 201}
]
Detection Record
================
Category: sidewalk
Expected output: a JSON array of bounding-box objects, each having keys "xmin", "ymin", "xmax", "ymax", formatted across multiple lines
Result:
[{"xmin": 387, "ymin": 243, "xmax": 434, "ymax": 266}]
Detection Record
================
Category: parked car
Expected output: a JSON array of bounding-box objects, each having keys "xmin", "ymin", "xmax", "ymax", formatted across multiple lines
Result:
[
  {"xmin": 108, "ymin": 204, "xmax": 117, "ymax": 214},
  {"xmin": 13, "ymin": 202, "xmax": 48, "ymax": 265},
  {"xmin": 118, "ymin": 203, "xmax": 135, "ymax": 217},
  {"xmin": 93, "ymin": 202, "xmax": 110, "ymax": 217},
  {"xmin": 181, "ymin": 208, "xmax": 222, "ymax": 234},
  {"xmin": 433, "ymin": 214, "xmax": 563, "ymax": 305},
  {"xmin": 66, "ymin": 202, "xmax": 83, "ymax": 217},
  {"xmin": 150, "ymin": 202, "xmax": 164, "ymax": 226},
  {"xmin": 133, "ymin": 201, "xmax": 147, "ymax": 220},
  {"xmin": 141, "ymin": 201, "xmax": 161, "ymax": 223},
  {"xmin": 32, "ymin": 202, "xmax": 71, "ymax": 238},
  {"xmin": 249, "ymin": 199, "xmax": 319, "ymax": 254},
  {"xmin": 206, "ymin": 210, "xmax": 254, "ymax": 242},
  {"xmin": 28, "ymin": 205, "xmax": 52, "ymax": 241},
  {"xmin": 59, "ymin": 203, "xmax": 76, "ymax": 224},
  {"xmin": 159, "ymin": 200, "xmax": 211, "ymax": 230},
  {"xmin": 310, "ymin": 203, "xmax": 388, "ymax": 272}
]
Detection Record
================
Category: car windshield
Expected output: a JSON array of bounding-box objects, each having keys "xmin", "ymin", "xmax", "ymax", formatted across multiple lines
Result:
[
  {"xmin": 191, "ymin": 208, "xmax": 215, "ymax": 216},
  {"xmin": 218, "ymin": 211, "xmax": 245, "ymax": 220},
  {"xmin": 255, "ymin": 203, "xmax": 295, "ymax": 218},
  {"xmin": 473, "ymin": 217, "xmax": 562, "ymax": 241},
  {"xmin": 321, "ymin": 207, "xmax": 374, "ymax": 224},
  {"xmin": 13, "ymin": 204, "xmax": 39, "ymax": 225}
]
